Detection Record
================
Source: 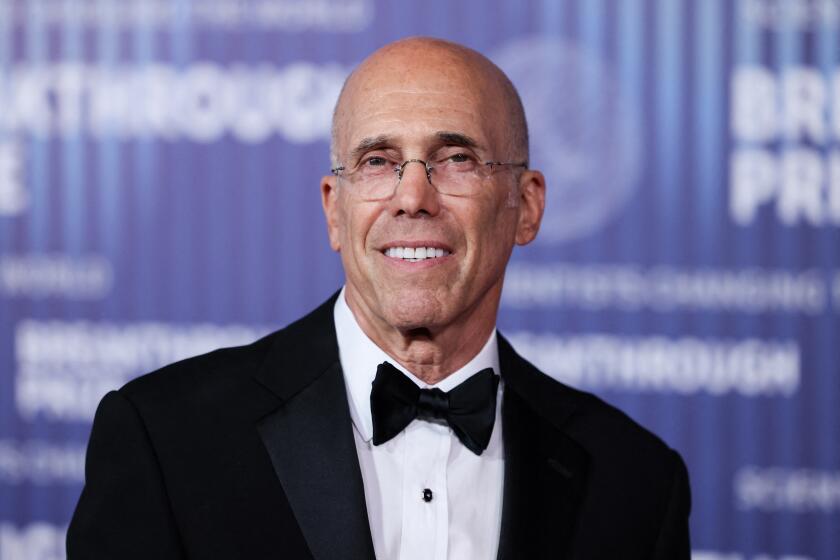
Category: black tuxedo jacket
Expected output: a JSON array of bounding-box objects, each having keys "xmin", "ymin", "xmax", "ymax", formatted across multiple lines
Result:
[{"xmin": 67, "ymin": 294, "xmax": 691, "ymax": 559}]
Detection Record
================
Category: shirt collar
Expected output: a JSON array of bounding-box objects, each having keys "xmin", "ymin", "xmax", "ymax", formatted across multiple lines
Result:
[{"xmin": 333, "ymin": 286, "xmax": 501, "ymax": 443}]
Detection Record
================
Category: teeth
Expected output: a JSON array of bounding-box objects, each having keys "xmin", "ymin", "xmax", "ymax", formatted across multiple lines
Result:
[{"xmin": 384, "ymin": 246, "xmax": 451, "ymax": 261}]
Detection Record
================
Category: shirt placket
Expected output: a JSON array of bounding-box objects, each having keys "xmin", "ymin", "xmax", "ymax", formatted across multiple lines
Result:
[{"xmin": 399, "ymin": 420, "xmax": 450, "ymax": 560}]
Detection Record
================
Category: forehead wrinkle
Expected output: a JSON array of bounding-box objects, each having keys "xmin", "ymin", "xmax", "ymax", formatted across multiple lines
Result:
[
  {"xmin": 337, "ymin": 80, "xmax": 489, "ymax": 163},
  {"xmin": 362, "ymin": 86, "xmax": 475, "ymax": 98}
]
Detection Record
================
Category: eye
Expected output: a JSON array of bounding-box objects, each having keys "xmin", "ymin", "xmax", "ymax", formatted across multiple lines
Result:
[
  {"xmin": 437, "ymin": 151, "xmax": 478, "ymax": 172},
  {"xmin": 362, "ymin": 156, "xmax": 389, "ymax": 167},
  {"xmin": 446, "ymin": 152, "xmax": 473, "ymax": 163}
]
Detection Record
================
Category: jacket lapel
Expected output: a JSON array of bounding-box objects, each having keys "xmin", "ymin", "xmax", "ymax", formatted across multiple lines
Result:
[
  {"xmin": 253, "ymin": 294, "xmax": 376, "ymax": 560},
  {"xmin": 496, "ymin": 335, "xmax": 590, "ymax": 560}
]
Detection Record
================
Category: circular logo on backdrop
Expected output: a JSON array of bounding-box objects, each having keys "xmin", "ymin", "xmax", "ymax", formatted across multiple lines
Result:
[{"xmin": 493, "ymin": 36, "xmax": 642, "ymax": 244}]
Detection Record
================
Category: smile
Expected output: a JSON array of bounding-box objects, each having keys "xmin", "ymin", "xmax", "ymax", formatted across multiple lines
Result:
[{"xmin": 383, "ymin": 246, "xmax": 452, "ymax": 262}]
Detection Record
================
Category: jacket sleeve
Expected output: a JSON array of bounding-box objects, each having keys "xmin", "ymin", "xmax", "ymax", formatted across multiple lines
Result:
[
  {"xmin": 650, "ymin": 450, "xmax": 692, "ymax": 559},
  {"xmin": 67, "ymin": 390, "xmax": 185, "ymax": 559}
]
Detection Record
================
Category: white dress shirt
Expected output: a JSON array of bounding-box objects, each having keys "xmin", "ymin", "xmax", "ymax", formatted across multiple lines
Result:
[{"xmin": 333, "ymin": 289, "xmax": 505, "ymax": 560}]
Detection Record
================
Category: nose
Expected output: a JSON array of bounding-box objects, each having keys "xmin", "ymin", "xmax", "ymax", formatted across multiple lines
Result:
[{"xmin": 389, "ymin": 159, "xmax": 441, "ymax": 217}]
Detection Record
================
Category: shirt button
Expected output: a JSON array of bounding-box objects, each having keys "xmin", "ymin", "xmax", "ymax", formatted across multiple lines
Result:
[{"xmin": 422, "ymin": 488, "xmax": 433, "ymax": 502}]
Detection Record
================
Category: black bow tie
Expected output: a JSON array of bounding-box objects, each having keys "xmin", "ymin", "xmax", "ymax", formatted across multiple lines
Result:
[{"xmin": 370, "ymin": 361, "xmax": 499, "ymax": 455}]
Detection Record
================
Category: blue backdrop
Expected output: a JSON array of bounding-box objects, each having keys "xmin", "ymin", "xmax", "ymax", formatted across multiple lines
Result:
[{"xmin": 0, "ymin": 1, "xmax": 838, "ymax": 558}]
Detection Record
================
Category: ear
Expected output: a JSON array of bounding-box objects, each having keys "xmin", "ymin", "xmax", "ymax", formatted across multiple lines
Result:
[
  {"xmin": 320, "ymin": 175, "xmax": 342, "ymax": 252},
  {"xmin": 514, "ymin": 169, "xmax": 546, "ymax": 245}
]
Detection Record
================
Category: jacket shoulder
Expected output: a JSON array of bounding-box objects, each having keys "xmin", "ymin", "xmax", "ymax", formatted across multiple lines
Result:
[
  {"xmin": 119, "ymin": 327, "xmax": 274, "ymax": 405},
  {"xmin": 118, "ymin": 292, "xmax": 340, "ymax": 411},
  {"xmin": 500, "ymin": 332, "xmax": 681, "ymax": 465},
  {"xmin": 500, "ymin": 333, "xmax": 691, "ymax": 555}
]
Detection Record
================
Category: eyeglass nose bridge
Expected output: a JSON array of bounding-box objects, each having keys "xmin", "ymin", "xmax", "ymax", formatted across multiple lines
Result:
[{"xmin": 395, "ymin": 159, "xmax": 433, "ymax": 184}]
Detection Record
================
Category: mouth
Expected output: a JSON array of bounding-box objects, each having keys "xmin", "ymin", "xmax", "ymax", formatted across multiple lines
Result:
[{"xmin": 381, "ymin": 244, "xmax": 453, "ymax": 263}]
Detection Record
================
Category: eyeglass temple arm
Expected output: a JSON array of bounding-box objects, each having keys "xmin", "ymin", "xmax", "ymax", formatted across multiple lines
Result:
[{"xmin": 483, "ymin": 161, "xmax": 528, "ymax": 168}]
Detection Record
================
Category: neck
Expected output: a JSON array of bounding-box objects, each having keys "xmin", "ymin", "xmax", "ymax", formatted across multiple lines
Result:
[{"xmin": 344, "ymin": 288, "xmax": 499, "ymax": 385}]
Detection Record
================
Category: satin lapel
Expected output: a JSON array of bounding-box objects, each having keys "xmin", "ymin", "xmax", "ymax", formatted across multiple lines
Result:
[
  {"xmin": 256, "ymin": 362, "xmax": 374, "ymax": 560},
  {"xmin": 496, "ymin": 335, "xmax": 590, "ymax": 560},
  {"xmin": 253, "ymin": 293, "xmax": 375, "ymax": 560}
]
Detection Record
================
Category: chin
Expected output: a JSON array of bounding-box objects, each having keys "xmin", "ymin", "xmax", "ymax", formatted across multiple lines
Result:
[{"xmin": 380, "ymin": 288, "xmax": 447, "ymax": 331}]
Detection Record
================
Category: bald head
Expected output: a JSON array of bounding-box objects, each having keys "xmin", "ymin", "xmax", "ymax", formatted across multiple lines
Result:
[{"xmin": 330, "ymin": 37, "xmax": 529, "ymax": 167}]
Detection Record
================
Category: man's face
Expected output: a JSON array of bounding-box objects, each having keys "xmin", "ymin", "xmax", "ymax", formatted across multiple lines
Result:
[{"xmin": 321, "ymin": 47, "xmax": 544, "ymax": 337}]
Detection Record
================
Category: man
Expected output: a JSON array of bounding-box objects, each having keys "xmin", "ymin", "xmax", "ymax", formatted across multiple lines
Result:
[{"xmin": 68, "ymin": 37, "xmax": 691, "ymax": 559}]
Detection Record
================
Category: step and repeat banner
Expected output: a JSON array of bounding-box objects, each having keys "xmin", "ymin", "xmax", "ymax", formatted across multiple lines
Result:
[{"xmin": 0, "ymin": 0, "xmax": 838, "ymax": 558}]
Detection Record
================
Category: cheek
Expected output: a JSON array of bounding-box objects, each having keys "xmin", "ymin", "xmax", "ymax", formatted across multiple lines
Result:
[
  {"xmin": 470, "ymin": 199, "xmax": 515, "ymax": 240},
  {"xmin": 339, "ymin": 202, "xmax": 378, "ymax": 256},
  {"xmin": 464, "ymin": 203, "xmax": 517, "ymax": 267}
]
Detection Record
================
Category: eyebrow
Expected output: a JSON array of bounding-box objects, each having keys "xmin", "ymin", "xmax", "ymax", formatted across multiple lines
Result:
[
  {"xmin": 347, "ymin": 131, "xmax": 482, "ymax": 163},
  {"xmin": 348, "ymin": 135, "xmax": 393, "ymax": 163},
  {"xmin": 435, "ymin": 131, "xmax": 479, "ymax": 150}
]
